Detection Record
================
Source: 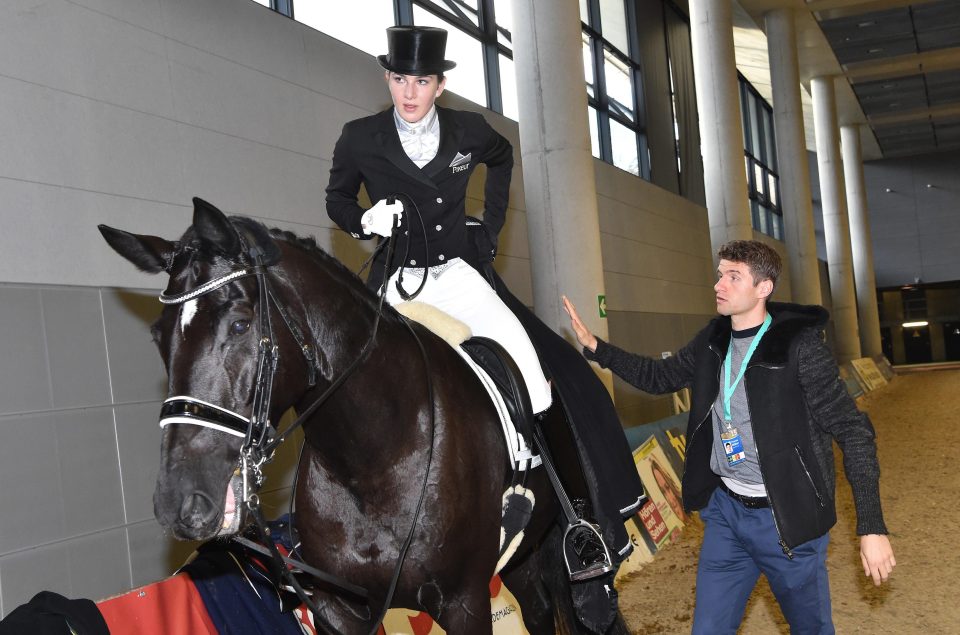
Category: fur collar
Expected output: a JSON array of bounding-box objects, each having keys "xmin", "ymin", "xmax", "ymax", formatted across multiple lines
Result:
[{"xmin": 706, "ymin": 302, "xmax": 829, "ymax": 366}]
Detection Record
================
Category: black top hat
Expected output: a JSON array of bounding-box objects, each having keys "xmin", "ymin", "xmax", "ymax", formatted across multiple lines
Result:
[{"xmin": 378, "ymin": 26, "xmax": 457, "ymax": 76}]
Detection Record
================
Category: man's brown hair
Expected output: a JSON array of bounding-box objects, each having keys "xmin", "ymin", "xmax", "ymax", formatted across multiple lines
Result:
[{"xmin": 718, "ymin": 240, "xmax": 782, "ymax": 288}]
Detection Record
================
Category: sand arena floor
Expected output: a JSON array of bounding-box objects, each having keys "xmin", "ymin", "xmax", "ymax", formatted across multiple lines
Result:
[{"xmin": 616, "ymin": 368, "xmax": 960, "ymax": 634}]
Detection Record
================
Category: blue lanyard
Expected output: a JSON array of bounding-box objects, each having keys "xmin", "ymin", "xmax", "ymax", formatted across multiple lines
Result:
[{"xmin": 723, "ymin": 313, "xmax": 772, "ymax": 422}]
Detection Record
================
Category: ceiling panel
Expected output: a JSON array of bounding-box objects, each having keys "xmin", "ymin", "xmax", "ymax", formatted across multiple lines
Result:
[{"xmin": 812, "ymin": 1, "xmax": 960, "ymax": 157}]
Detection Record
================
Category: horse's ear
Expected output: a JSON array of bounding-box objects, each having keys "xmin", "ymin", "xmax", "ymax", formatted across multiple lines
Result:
[
  {"xmin": 98, "ymin": 225, "xmax": 173, "ymax": 274},
  {"xmin": 192, "ymin": 197, "xmax": 241, "ymax": 256}
]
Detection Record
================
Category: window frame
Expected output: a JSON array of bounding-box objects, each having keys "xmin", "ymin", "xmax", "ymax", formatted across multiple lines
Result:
[
  {"xmin": 581, "ymin": 0, "xmax": 650, "ymax": 179},
  {"xmin": 739, "ymin": 74, "xmax": 783, "ymax": 241}
]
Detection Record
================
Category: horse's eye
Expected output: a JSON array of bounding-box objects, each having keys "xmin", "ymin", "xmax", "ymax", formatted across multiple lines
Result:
[{"xmin": 230, "ymin": 320, "xmax": 251, "ymax": 336}]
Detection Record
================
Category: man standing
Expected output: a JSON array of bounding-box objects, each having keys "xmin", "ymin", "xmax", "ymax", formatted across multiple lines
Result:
[{"xmin": 564, "ymin": 240, "xmax": 895, "ymax": 633}]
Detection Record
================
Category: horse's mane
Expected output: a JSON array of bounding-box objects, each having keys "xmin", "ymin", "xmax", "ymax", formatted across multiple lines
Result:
[
  {"xmin": 175, "ymin": 215, "xmax": 401, "ymax": 324},
  {"xmin": 262, "ymin": 224, "xmax": 403, "ymax": 325}
]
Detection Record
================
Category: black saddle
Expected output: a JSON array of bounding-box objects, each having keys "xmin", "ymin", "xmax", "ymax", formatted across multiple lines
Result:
[{"xmin": 460, "ymin": 336, "xmax": 537, "ymax": 442}]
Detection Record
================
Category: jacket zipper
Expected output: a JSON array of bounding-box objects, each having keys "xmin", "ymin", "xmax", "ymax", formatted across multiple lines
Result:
[
  {"xmin": 794, "ymin": 446, "xmax": 825, "ymax": 507},
  {"xmin": 691, "ymin": 344, "xmax": 724, "ymax": 442},
  {"xmin": 742, "ymin": 360, "xmax": 794, "ymax": 559}
]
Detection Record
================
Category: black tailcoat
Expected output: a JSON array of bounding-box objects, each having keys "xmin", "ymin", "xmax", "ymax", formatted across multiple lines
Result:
[{"xmin": 326, "ymin": 106, "xmax": 512, "ymax": 272}]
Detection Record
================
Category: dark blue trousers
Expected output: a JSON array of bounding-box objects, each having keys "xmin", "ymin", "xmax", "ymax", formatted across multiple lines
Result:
[{"xmin": 692, "ymin": 487, "xmax": 834, "ymax": 635}]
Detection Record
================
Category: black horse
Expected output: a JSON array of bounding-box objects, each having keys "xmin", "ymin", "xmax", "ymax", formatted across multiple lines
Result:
[{"xmin": 99, "ymin": 198, "xmax": 629, "ymax": 634}]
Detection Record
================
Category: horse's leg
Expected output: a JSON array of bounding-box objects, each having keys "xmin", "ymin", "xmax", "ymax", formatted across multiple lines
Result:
[
  {"xmin": 430, "ymin": 580, "xmax": 495, "ymax": 635},
  {"xmin": 499, "ymin": 548, "xmax": 556, "ymax": 635},
  {"xmin": 290, "ymin": 592, "xmax": 378, "ymax": 635}
]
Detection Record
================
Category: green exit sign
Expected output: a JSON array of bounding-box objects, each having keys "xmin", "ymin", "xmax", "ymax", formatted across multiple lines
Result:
[{"xmin": 598, "ymin": 294, "xmax": 607, "ymax": 318}]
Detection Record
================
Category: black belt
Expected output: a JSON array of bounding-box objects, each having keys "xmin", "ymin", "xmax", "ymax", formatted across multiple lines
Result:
[{"xmin": 718, "ymin": 481, "xmax": 769, "ymax": 509}]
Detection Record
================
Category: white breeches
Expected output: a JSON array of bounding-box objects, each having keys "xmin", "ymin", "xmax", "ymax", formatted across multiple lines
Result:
[{"xmin": 385, "ymin": 258, "xmax": 552, "ymax": 413}]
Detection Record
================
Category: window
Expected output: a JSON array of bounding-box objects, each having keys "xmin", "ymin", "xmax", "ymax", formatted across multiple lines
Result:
[
  {"xmin": 269, "ymin": 1, "xmax": 516, "ymax": 118},
  {"xmin": 293, "ymin": 1, "xmax": 394, "ymax": 57},
  {"xmin": 580, "ymin": 0, "xmax": 649, "ymax": 178},
  {"xmin": 739, "ymin": 74, "xmax": 782, "ymax": 240},
  {"xmin": 407, "ymin": 1, "xmax": 515, "ymax": 115}
]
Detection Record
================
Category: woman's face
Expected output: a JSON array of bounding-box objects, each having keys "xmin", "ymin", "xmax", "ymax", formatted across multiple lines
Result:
[
  {"xmin": 386, "ymin": 72, "xmax": 446, "ymax": 123},
  {"xmin": 654, "ymin": 467, "xmax": 684, "ymax": 518}
]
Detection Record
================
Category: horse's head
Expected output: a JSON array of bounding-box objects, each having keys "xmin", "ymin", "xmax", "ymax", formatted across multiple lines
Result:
[{"xmin": 99, "ymin": 198, "xmax": 305, "ymax": 540}]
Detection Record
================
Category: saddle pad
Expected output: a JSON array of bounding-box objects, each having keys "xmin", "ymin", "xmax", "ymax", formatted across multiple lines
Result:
[{"xmin": 394, "ymin": 301, "xmax": 540, "ymax": 470}]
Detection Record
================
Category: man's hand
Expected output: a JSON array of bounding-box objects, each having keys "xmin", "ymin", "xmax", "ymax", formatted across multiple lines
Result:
[
  {"xmin": 361, "ymin": 198, "xmax": 404, "ymax": 237},
  {"xmin": 561, "ymin": 295, "xmax": 598, "ymax": 353},
  {"xmin": 860, "ymin": 534, "xmax": 896, "ymax": 586}
]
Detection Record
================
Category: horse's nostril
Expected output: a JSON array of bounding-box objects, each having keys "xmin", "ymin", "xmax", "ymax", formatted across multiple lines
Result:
[{"xmin": 179, "ymin": 492, "xmax": 218, "ymax": 526}]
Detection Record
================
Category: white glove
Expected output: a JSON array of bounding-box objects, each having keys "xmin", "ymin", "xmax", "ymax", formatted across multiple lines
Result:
[{"xmin": 361, "ymin": 199, "xmax": 404, "ymax": 237}]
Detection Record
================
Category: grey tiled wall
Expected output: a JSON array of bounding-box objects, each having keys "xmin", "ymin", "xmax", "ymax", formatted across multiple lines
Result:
[{"xmin": 0, "ymin": 284, "xmax": 296, "ymax": 614}]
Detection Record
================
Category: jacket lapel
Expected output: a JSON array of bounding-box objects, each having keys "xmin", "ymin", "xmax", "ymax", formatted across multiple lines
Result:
[
  {"xmin": 372, "ymin": 109, "xmax": 437, "ymax": 190},
  {"xmin": 423, "ymin": 107, "xmax": 466, "ymax": 180}
]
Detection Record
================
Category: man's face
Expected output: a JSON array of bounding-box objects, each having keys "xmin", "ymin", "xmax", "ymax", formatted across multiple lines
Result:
[
  {"xmin": 386, "ymin": 72, "xmax": 445, "ymax": 123},
  {"xmin": 714, "ymin": 259, "xmax": 772, "ymax": 318}
]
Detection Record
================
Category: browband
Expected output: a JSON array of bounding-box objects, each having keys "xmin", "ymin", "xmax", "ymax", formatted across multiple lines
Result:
[{"xmin": 159, "ymin": 268, "xmax": 256, "ymax": 305}]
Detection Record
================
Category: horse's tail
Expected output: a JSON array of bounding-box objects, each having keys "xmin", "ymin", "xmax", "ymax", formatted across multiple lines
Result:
[{"xmin": 540, "ymin": 524, "xmax": 631, "ymax": 635}]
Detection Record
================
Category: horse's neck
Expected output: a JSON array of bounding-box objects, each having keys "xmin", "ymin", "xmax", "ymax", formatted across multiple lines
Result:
[{"xmin": 302, "ymin": 312, "xmax": 431, "ymax": 466}]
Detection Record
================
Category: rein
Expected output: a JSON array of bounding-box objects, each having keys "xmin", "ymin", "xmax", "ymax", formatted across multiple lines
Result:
[{"xmin": 158, "ymin": 219, "xmax": 436, "ymax": 635}]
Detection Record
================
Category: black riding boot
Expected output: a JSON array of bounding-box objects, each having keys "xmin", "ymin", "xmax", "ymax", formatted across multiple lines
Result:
[{"xmin": 564, "ymin": 498, "xmax": 613, "ymax": 582}]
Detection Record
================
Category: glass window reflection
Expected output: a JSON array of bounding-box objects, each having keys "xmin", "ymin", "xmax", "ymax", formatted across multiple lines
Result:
[
  {"xmin": 598, "ymin": 0, "xmax": 629, "ymax": 54},
  {"xmin": 604, "ymin": 52, "xmax": 634, "ymax": 121},
  {"xmin": 415, "ymin": 7, "xmax": 487, "ymax": 108},
  {"xmin": 588, "ymin": 107, "xmax": 600, "ymax": 159},
  {"xmin": 499, "ymin": 54, "xmax": 518, "ymax": 121},
  {"xmin": 610, "ymin": 118, "xmax": 639, "ymax": 175},
  {"xmin": 296, "ymin": 0, "xmax": 394, "ymax": 57}
]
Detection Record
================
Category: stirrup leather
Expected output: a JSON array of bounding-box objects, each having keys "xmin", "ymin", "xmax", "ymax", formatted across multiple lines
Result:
[{"xmin": 563, "ymin": 519, "xmax": 613, "ymax": 582}]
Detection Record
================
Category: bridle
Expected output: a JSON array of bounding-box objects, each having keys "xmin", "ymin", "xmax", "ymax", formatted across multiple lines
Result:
[{"xmin": 155, "ymin": 224, "xmax": 436, "ymax": 635}]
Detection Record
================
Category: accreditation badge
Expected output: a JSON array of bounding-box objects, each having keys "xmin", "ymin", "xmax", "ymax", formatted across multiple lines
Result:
[{"xmin": 720, "ymin": 428, "xmax": 746, "ymax": 466}]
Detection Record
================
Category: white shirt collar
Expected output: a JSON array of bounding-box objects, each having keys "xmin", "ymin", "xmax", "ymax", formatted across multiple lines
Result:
[
  {"xmin": 393, "ymin": 106, "xmax": 439, "ymax": 134},
  {"xmin": 394, "ymin": 106, "xmax": 441, "ymax": 168}
]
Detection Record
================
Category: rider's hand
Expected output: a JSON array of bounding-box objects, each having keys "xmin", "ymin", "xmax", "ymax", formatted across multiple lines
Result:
[
  {"xmin": 562, "ymin": 295, "xmax": 598, "ymax": 353},
  {"xmin": 361, "ymin": 199, "xmax": 404, "ymax": 237}
]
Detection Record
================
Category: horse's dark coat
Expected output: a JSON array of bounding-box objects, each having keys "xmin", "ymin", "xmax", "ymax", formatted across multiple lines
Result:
[{"xmin": 98, "ymin": 199, "xmax": 630, "ymax": 634}]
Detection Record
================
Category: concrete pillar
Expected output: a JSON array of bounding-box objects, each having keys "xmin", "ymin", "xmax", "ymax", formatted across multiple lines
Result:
[
  {"xmin": 811, "ymin": 76, "xmax": 860, "ymax": 363},
  {"xmin": 765, "ymin": 9, "xmax": 822, "ymax": 306},
  {"xmin": 841, "ymin": 124, "xmax": 883, "ymax": 358},
  {"xmin": 689, "ymin": 0, "xmax": 753, "ymax": 256},
  {"xmin": 511, "ymin": 0, "xmax": 612, "ymax": 391}
]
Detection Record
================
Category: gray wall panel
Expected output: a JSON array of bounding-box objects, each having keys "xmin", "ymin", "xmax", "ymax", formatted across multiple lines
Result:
[
  {"xmin": 114, "ymin": 402, "xmax": 164, "ymax": 524},
  {"xmin": 0, "ymin": 287, "xmax": 51, "ymax": 415},
  {"xmin": 0, "ymin": 541, "xmax": 71, "ymax": 613},
  {"xmin": 65, "ymin": 528, "xmax": 132, "ymax": 602},
  {"xmin": 0, "ymin": 412, "xmax": 63, "ymax": 553},
  {"xmin": 100, "ymin": 290, "xmax": 166, "ymax": 404},
  {"xmin": 126, "ymin": 519, "xmax": 198, "ymax": 589},
  {"xmin": 56, "ymin": 407, "xmax": 125, "ymax": 537},
  {"xmin": 41, "ymin": 288, "xmax": 112, "ymax": 409},
  {"xmin": 862, "ymin": 149, "xmax": 960, "ymax": 286}
]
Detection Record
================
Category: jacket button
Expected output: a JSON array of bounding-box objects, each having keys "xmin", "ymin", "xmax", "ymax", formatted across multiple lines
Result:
[
  {"xmin": 436, "ymin": 197, "xmax": 443, "ymax": 204},
  {"xmin": 435, "ymin": 224, "xmax": 442, "ymax": 231},
  {"xmin": 438, "ymin": 254, "xmax": 445, "ymax": 261},
  {"xmin": 410, "ymin": 259, "xmax": 417, "ymax": 265}
]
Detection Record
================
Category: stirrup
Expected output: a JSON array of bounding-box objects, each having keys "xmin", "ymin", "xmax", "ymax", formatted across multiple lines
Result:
[{"xmin": 562, "ymin": 519, "xmax": 613, "ymax": 582}]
